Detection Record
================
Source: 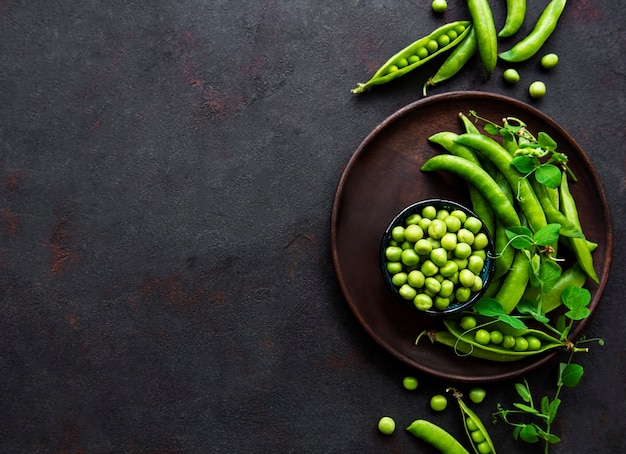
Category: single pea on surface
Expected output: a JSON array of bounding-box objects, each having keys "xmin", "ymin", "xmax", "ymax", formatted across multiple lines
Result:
[
  {"xmin": 529, "ymin": 81, "xmax": 547, "ymax": 98},
  {"xmin": 377, "ymin": 416, "xmax": 396, "ymax": 435},
  {"xmin": 469, "ymin": 387, "xmax": 486, "ymax": 404},
  {"xmin": 430, "ymin": 394, "xmax": 448, "ymax": 411},
  {"xmin": 431, "ymin": 0, "xmax": 447, "ymax": 13},
  {"xmin": 541, "ymin": 53, "xmax": 559, "ymax": 69},
  {"xmin": 403, "ymin": 376, "xmax": 419, "ymax": 390},
  {"xmin": 503, "ymin": 68, "xmax": 520, "ymax": 84}
]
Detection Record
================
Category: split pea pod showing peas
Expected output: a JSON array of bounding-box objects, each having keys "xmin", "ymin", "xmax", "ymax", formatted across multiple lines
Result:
[
  {"xmin": 499, "ymin": 0, "xmax": 567, "ymax": 62},
  {"xmin": 418, "ymin": 329, "xmax": 522, "ymax": 362},
  {"xmin": 421, "ymin": 154, "xmax": 520, "ymax": 228},
  {"xmin": 406, "ymin": 419, "xmax": 470, "ymax": 454},
  {"xmin": 499, "ymin": 0, "xmax": 526, "ymax": 38},
  {"xmin": 351, "ymin": 21, "xmax": 471, "ymax": 94},
  {"xmin": 466, "ymin": 0, "xmax": 498, "ymax": 79},
  {"xmin": 423, "ymin": 25, "xmax": 477, "ymax": 96},
  {"xmin": 448, "ymin": 388, "xmax": 497, "ymax": 454}
]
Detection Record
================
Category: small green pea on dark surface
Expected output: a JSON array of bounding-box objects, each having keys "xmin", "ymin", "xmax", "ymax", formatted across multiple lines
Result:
[
  {"xmin": 529, "ymin": 81, "xmax": 547, "ymax": 98},
  {"xmin": 541, "ymin": 53, "xmax": 559, "ymax": 69},
  {"xmin": 431, "ymin": 0, "xmax": 447, "ymax": 13}
]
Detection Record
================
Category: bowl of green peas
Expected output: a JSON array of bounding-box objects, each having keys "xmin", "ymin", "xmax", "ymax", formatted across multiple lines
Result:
[{"xmin": 380, "ymin": 199, "xmax": 495, "ymax": 316}]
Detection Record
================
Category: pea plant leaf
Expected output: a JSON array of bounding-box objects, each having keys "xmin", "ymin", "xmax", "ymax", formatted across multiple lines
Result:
[
  {"xmin": 538, "ymin": 259, "xmax": 562, "ymax": 293},
  {"xmin": 547, "ymin": 398, "xmax": 561, "ymax": 424},
  {"xmin": 474, "ymin": 299, "xmax": 528, "ymax": 329},
  {"xmin": 537, "ymin": 132, "xmax": 557, "ymax": 151},
  {"xmin": 511, "ymin": 155, "xmax": 537, "ymax": 174},
  {"xmin": 533, "ymin": 223, "xmax": 561, "ymax": 247},
  {"xmin": 535, "ymin": 164, "xmax": 562, "ymax": 189},
  {"xmin": 519, "ymin": 424, "xmax": 540, "ymax": 443},
  {"xmin": 484, "ymin": 123, "xmax": 499, "ymax": 135},
  {"xmin": 558, "ymin": 363, "xmax": 584, "ymax": 388},
  {"xmin": 506, "ymin": 226, "xmax": 534, "ymax": 249},
  {"xmin": 499, "ymin": 315, "xmax": 527, "ymax": 329},
  {"xmin": 562, "ymin": 286, "xmax": 591, "ymax": 320},
  {"xmin": 516, "ymin": 299, "xmax": 550, "ymax": 323},
  {"xmin": 515, "ymin": 381, "xmax": 532, "ymax": 403}
]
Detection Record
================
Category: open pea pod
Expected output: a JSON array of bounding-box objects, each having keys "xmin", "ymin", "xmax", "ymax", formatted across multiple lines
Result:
[
  {"xmin": 351, "ymin": 21, "xmax": 471, "ymax": 93},
  {"xmin": 419, "ymin": 329, "xmax": 523, "ymax": 362},
  {"xmin": 448, "ymin": 388, "xmax": 497, "ymax": 454},
  {"xmin": 443, "ymin": 313, "xmax": 567, "ymax": 360}
]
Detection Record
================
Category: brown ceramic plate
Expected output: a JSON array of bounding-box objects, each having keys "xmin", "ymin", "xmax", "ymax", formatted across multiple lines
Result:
[{"xmin": 331, "ymin": 91, "xmax": 612, "ymax": 383}]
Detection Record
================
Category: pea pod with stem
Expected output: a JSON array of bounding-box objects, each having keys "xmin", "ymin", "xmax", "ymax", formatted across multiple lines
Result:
[
  {"xmin": 351, "ymin": 21, "xmax": 471, "ymax": 94},
  {"xmin": 499, "ymin": 0, "xmax": 526, "ymax": 38},
  {"xmin": 406, "ymin": 419, "xmax": 470, "ymax": 454},
  {"xmin": 417, "ymin": 329, "xmax": 523, "ymax": 362},
  {"xmin": 447, "ymin": 388, "xmax": 497, "ymax": 454},
  {"xmin": 423, "ymin": 25, "xmax": 477, "ymax": 96},
  {"xmin": 499, "ymin": 0, "xmax": 567, "ymax": 62},
  {"xmin": 466, "ymin": 0, "xmax": 498, "ymax": 78},
  {"xmin": 421, "ymin": 154, "xmax": 521, "ymax": 227}
]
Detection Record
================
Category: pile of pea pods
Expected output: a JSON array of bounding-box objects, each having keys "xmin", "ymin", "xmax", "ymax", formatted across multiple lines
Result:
[
  {"xmin": 351, "ymin": 0, "xmax": 567, "ymax": 97},
  {"xmin": 415, "ymin": 110, "xmax": 597, "ymax": 363}
]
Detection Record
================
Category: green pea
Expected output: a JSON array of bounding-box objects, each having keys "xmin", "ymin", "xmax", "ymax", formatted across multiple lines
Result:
[
  {"xmin": 426, "ymin": 39, "xmax": 439, "ymax": 54},
  {"xmin": 414, "ymin": 293, "xmax": 433, "ymax": 311},
  {"xmin": 430, "ymin": 247, "xmax": 448, "ymax": 267},
  {"xmin": 513, "ymin": 336, "xmax": 529, "ymax": 351},
  {"xmin": 455, "ymin": 24, "xmax": 466, "ymax": 34},
  {"xmin": 391, "ymin": 272, "xmax": 408, "ymax": 286},
  {"xmin": 456, "ymin": 286, "xmax": 471, "ymax": 303},
  {"xmin": 526, "ymin": 335, "xmax": 542, "ymax": 351},
  {"xmin": 386, "ymin": 261, "xmax": 403, "ymax": 274},
  {"xmin": 472, "ymin": 249, "xmax": 486, "ymax": 261},
  {"xmin": 529, "ymin": 81, "xmax": 547, "ymax": 98},
  {"xmin": 490, "ymin": 330, "xmax": 503, "ymax": 345},
  {"xmin": 427, "ymin": 237, "xmax": 441, "ymax": 250},
  {"xmin": 378, "ymin": 416, "xmax": 396, "ymax": 435},
  {"xmin": 502, "ymin": 334, "xmax": 516, "ymax": 349},
  {"xmin": 468, "ymin": 255, "xmax": 485, "ymax": 274},
  {"xmin": 452, "ymin": 257, "xmax": 468, "ymax": 270},
  {"xmin": 434, "ymin": 296, "xmax": 451, "ymax": 310},
  {"xmin": 428, "ymin": 219, "xmax": 447, "ymax": 239},
  {"xmin": 421, "ymin": 260, "xmax": 439, "ymax": 277},
  {"xmin": 399, "ymin": 284, "xmax": 417, "ymax": 300},
  {"xmin": 466, "ymin": 416, "xmax": 478, "ymax": 431},
  {"xmin": 403, "ymin": 376, "xmax": 419, "ymax": 390},
  {"xmin": 406, "ymin": 213, "xmax": 422, "ymax": 225},
  {"xmin": 385, "ymin": 246, "xmax": 402, "ymax": 261},
  {"xmin": 422, "ymin": 205, "xmax": 437, "ymax": 219},
  {"xmin": 440, "ymin": 232, "xmax": 457, "ymax": 251},
  {"xmin": 469, "ymin": 387, "xmax": 486, "ymax": 404},
  {"xmin": 459, "ymin": 269, "xmax": 476, "ymax": 288},
  {"xmin": 402, "ymin": 249, "xmax": 420, "ymax": 266},
  {"xmin": 418, "ymin": 217, "xmax": 432, "ymax": 231},
  {"xmin": 454, "ymin": 242, "xmax": 472, "ymax": 259},
  {"xmin": 407, "ymin": 270, "xmax": 426, "ymax": 288},
  {"xmin": 459, "ymin": 315, "xmax": 477, "ymax": 330},
  {"xmin": 450, "ymin": 209, "xmax": 467, "ymax": 223},
  {"xmin": 397, "ymin": 57, "xmax": 409, "ymax": 68},
  {"xmin": 471, "ymin": 429, "xmax": 486, "ymax": 443},
  {"xmin": 439, "ymin": 279, "xmax": 454, "ymax": 298},
  {"xmin": 464, "ymin": 216, "xmax": 482, "ymax": 234},
  {"xmin": 386, "ymin": 64, "xmax": 399, "ymax": 74},
  {"xmin": 457, "ymin": 228, "xmax": 475, "ymax": 245},
  {"xmin": 437, "ymin": 34, "xmax": 451, "ymax": 47},
  {"xmin": 476, "ymin": 440, "xmax": 491, "ymax": 454},
  {"xmin": 404, "ymin": 224, "xmax": 424, "ymax": 242},
  {"xmin": 400, "ymin": 240, "xmax": 413, "ymax": 250},
  {"xmin": 424, "ymin": 276, "xmax": 440, "ymax": 293},
  {"xmin": 447, "ymin": 30, "xmax": 458, "ymax": 40},
  {"xmin": 541, "ymin": 53, "xmax": 559, "ymax": 69},
  {"xmin": 430, "ymin": 394, "xmax": 448, "ymax": 411},
  {"xmin": 414, "ymin": 238, "xmax": 432, "ymax": 255},
  {"xmin": 391, "ymin": 226, "xmax": 405, "ymax": 242},
  {"xmin": 444, "ymin": 215, "xmax": 462, "ymax": 232},
  {"xmin": 473, "ymin": 232, "xmax": 489, "ymax": 250},
  {"xmin": 474, "ymin": 329, "xmax": 491, "ymax": 345},
  {"xmin": 408, "ymin": 54, "xmax": 421, "ymax": 64},
  {"xmin": 470, "ymin": 275, "xmax": 483, "ymax": 292},
  {"xmin": 503, "ymin": 68, "xmax": 520, "ymax": 84},
  {"xmin": 431, "ymin": 0, "xmax": 448, "ymax": 13},
  {"xmin": 436, "ymin": 209, "xmax": 450, "ymax": 220},
  {"xmin": 439, "ymin": 260, "xmax": 459, "ymax": 278}
]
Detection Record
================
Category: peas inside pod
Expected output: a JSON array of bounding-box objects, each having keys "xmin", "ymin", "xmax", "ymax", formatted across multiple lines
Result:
[{"xmin": 382, "ymin": 201, "xmax": 494, "ymax": 313}]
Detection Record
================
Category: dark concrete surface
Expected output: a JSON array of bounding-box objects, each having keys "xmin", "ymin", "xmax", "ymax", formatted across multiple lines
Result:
[{"xmin": 0, "ymin": 1, "xmax": 624, "ymax": 453}]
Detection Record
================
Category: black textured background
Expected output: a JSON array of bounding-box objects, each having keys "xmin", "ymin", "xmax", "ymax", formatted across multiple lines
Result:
[{"xmin": 0, "ymin": 1, "xmax": 624, "ymax": 453}]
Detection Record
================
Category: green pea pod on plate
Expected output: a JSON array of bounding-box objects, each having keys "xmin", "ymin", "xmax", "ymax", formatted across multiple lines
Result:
[{"xmin": 351, "ymin": 21, "xmax": 471, "ymax": 94}]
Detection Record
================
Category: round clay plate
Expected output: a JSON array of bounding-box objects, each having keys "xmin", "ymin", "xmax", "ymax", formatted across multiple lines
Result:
[{"xmin": 331, "ymin": 91, "xmax": 612, "ymax": 383}]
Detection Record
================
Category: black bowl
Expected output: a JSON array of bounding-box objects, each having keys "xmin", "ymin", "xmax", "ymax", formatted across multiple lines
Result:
[{"xmin": 380, "ymin": 198, "xmax": 496, "ymax": 316}]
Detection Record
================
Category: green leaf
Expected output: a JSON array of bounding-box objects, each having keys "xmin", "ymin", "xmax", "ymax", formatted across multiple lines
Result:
[
  {"xmin": 515, "ymin": 381, "xmax": 532, "ymax": 403},
  {"xmin": 540, "ymin": 396, "xmax": 550, "ymax": 416},
  {"xmin": 513, "ymin": 425, "xmax": 522, "ymax": 441},
  {"xmin": 499, "ymin": 314, "xmax": 528, "ymax": 330},
  {"xmin": 562, "ymin": 286, "xmax": 592, "ymax": 320},
  {"xmin": 519, "ymin": 424, "xmax": 540, "ymax": 443},
  {"xmin": 533, "ymin": 223, "xmax": 561, "ymax": 246},
  {"xmin": 548, "ymin": 398, "xmax": 561, "ymax": 424},
  {"xmin": 474, "ymin": 298, "xmax": 505, "ymax": 316},
  {"xmin": 516, "ymin": 299, "xmax": 550, "ymax": 323},
  {"xmin": 506, "ymin": 226, "xmax": 534, "ymax": 249},
  {"xmin": 514, "ymin": 403, "xmax": 540, "ymax": 415},
  {"xmin": 537, "ymin": 132, "xmax": 557, "ymax": 151},
  {"xmin": 539, "ymin": 259, "xmax": 562, "ymax": 293},
  {"xmin": 559, "ymin": 363, "xmax": 584, "ymax": 388},
  {"xmin": 484, "ymin": 124, "xmax": 499, "ymax": 135},
  {"xmin": 535, "ymin": 164, "xmax": 562, "ymax": 189},
  {"xmin": 511, "ymin": 155, "xmax": 537, "ymax": 174}
]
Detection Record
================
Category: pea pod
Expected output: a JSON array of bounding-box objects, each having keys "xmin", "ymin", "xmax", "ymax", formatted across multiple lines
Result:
[
  {"xmin": 423, "ymin": 25, "xmax": 477, "ymax": 96},
  {"xmin": 455, "ymin": 133, "xmax": 547, "ymax": 233},
  {"xmin": 499, "ymin": 0, "xmax": 526, "ymax": 38},
  {"xmin": 351, "ymin": 21, "xmax": 472, "ymax": 94},
  {"xmin": 459, "ymin": 112, "xmax": 480, "ymax": 135},
  {"xmin": 443, "ymin": 313, "xmax": 571, "ymax": 359},
  {"xmin": 466, "ymin": 0, "xmax": 498, "ymax": 78},
  {"xmin": 448, "ymin": 388, "xmax": 497, "ymax": 454},
  {"xmin": 494, "ymin": 249, "xmax": 530, "ymax": 314},
  {"xmin": 492, "ymin": 172, "xmax": 515, "ymax": 280},
  {"xmin": 406, "ymin": 419, "xmax": 470, "ymax": 454},
  {"xmin": 530, "ymin": 178, "xmax": 583, "ymax": 239},
  {"xmin": 559, "ymin": 171, "xmax": 599, "ymax": 284},
  {"xmin": 418, "ymin": 329, "xmax": 523, "ymax": 362},
  {"xmin": 421, "ymin": 154, "xmax": 520, "ymax": 228},
  {"xmin": 541, "ymin": 263, "xmax": 587, "ymax": 313},
  {"xmin": 499, "ymin": 0, "xmax": 567, "ymax": 62}
]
